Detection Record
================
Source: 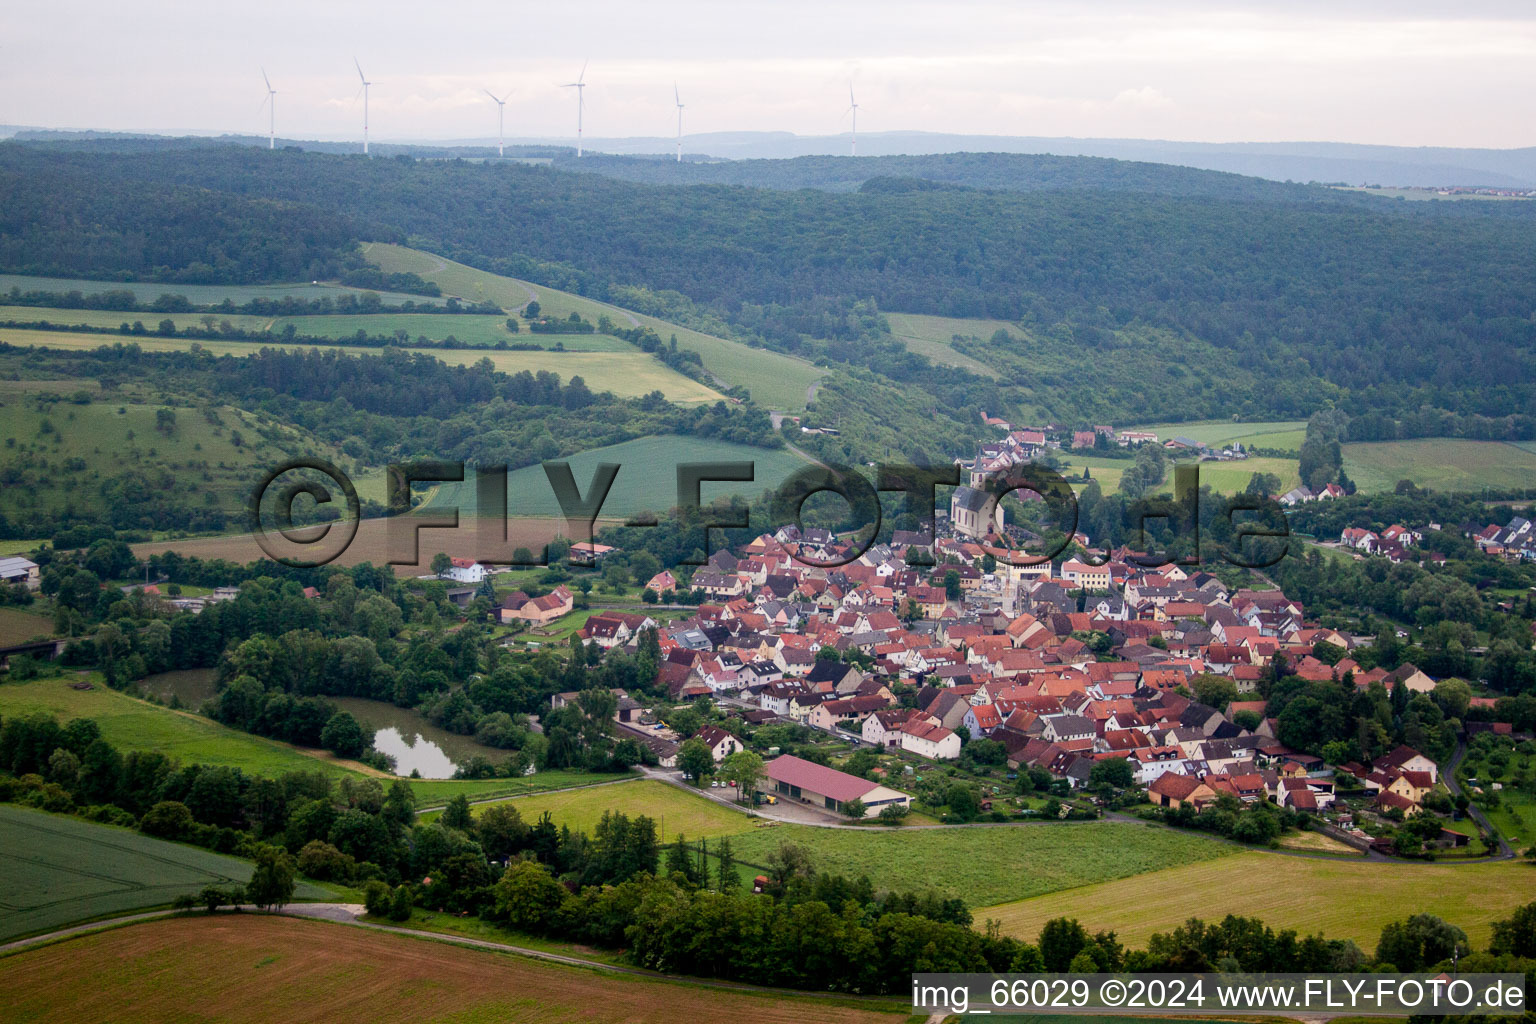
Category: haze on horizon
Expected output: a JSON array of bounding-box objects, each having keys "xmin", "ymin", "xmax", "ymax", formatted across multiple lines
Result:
[{"xmin": 3, "ymin": 0, "xmax": 1534, "ymax": 150}]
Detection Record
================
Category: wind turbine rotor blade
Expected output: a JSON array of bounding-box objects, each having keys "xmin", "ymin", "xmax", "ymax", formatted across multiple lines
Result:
[
  {"xmin": 354, "ymin": 56, "xmax": 365, "ymax": 82},
  {"xmin": 578, "ymin": 59, "xmax": 587, "ymax": 84},
  {"xmin": 484, "ymin": 88, "xmax": 500, "ymax": 102},
  {"xmin": 263, "ymin": 67, "xmax": 272, "ymax": 92}
]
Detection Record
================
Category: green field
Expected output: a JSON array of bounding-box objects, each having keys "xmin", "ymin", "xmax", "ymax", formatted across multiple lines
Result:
[
  {"xmin": 0, "ymin": 272, "xmax": 445, "ymax": 307},
  {"xmin": 0, "ymin": 607, "xmax": 53, "ymax": 645},
  {"xmin": 0, "ymin": 379, "xmax": 366, "ymax": 515},
  {"xmin": 0, "ymin": 675, "xmax": 602, "ymax": 804},
  {"xmin": 1063, "ymin": 453, "xmax": 1300, "ymax": 497},
  {"xmin": 0, "ymin": 327, "xmax": 723, "ymax": 404},
  {"xmin": 429, "ymin": 779, "xmax": 752, "ymax": 839},
  {"xmin": 721, "ymin": 820, "xmax": 1232, "ymax": 907},
  {"xmin": 420, "ymin": 434, "xmax": 810, "ymax": 519},
  {"xmin": 270, "ymin": 312, "xmax": 628, "ymax": 351},
  {"xmin": 0, "ymin": 804, "xmax": 328, "ymax": 941},
  {"xmin": 365, "ymin": 243, "xmax": 824, "ymax": 411},
  {"xmin": 1137, "ymin": 420, "xmax": 1308, "ymax": 449},
  {"xmin": 980, "ymin": 849, "xmax": 1536, "ymax": 950},
  {"xmin": 0, "ymin": 305, "xmax": 275, "ymax": 334},
  {"xmin": 884, "ymin": 312, "xmax": 1013, "ymax": 377},
  {"xmin": 1343, "ymin": 438, "xmax": 1536, "ymax": 495}
]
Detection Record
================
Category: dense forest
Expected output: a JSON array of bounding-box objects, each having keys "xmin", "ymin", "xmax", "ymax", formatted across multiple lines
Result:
[
  {"xmin": 550, "ymin": 150, "xmax": 1347, "ymax": 198},
  {"xmin": 3, "ymin": 141, "xmax": 1536, "ymax": 426}
]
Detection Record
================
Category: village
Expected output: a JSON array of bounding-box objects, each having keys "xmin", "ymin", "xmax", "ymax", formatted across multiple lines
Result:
[{"xmin": 441, "ymin": 439, "xmax": 1510, "ymax": 861}]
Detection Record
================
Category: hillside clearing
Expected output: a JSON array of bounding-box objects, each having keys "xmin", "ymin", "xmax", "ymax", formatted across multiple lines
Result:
[
  {"xmin": 0, "ymin": 272, "xmax": 445, "ymax": 307},
  {"xmin": 1, "ymin": 914, "xmax": 909, "ymax": 1024},
  {"xmin": 0, "ymin": 328, "xmax": 723, "ymax": 404},
  {"xmin": 978, "ymin": 850, "xmax": 1536, "ymax": 949},
  {"xmin": 365, "ymin": 242, "xmax": 824, "ymax": 411}
]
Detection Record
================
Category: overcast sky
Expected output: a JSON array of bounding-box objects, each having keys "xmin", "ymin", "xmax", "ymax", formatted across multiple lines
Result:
[{"xmin": 4, "ymin": 1, "xmax": 1534, "ymax": 148}]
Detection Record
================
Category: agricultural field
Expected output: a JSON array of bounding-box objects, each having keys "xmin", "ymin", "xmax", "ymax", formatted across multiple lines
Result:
[
  {"xmin": 884, "ymin": 311, "xmax": 1013, "ymax": 377},
  {"xmin": 0, "ymin": 327, "xmax": 723, "ymax": 404},
  {"xmin": 1, "ymin": 914, "xmax": 911, "ymax": 1024},
  {"xmin": 0, "ymin": 607, "xmax": 53, "ymax": 645},
  {"xmin": 1138, "ymin": 420, "xmax": 1308, "ymax": 450},
  {"xmin": 1342, "ymin": 439, "xmax": 1536, "ymax": 495},
  {"xmin": 365, "ymin": 243, "xmax": 824, "ymax": 411},
  {"xmin": 0, "ymin": 379, "xmax": 371, "ymax": 515},
  {"xmin": 269, "ymin": 313, "xmax": 628, "ymax": 351},
  {"xmin": 420, "ymin": 434, "xmax": 810, "ymax": 520},
  {"xmin": 0, "ymin": 675, "xmax": 598, "ymax": 804},
  {"xmin": 721, "ymin": 820, "xmax": 1233, "ymax": 907},
  {"xmin": 429, "ymin": 779, "xmax": 752, "ymax": 839},
  {"xmin": 1185, "ymin": 456, "xmax": 1302, "ymax": 495},
  {"xmin": 0, "ymin": 272, "xmax": 446, "ymax": 307},
  {"xmin": 0, "ymin": 305, "xmax": 273, "ymax": 334},
  {"xmin": 0, "ymin": 805, "xmax": 328, "ymax": 941},
  {"xmin": 979, "ymin": 850, "xmax": 1536, "ymax": 949},
  {"xmin": 131, "ymin": 515, "xmax": 601, "ymax": 575},
  {"xmin": 1059, "ymin": 454, "xmax": 1300, "ymax": 497}
]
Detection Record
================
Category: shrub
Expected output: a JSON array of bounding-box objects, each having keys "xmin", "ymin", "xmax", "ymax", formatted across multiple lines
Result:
[
  {"xmin": 362, "ymin": 879, "xmax": 392, "ymax": 917},
  {"xmin": 139, "ymin": 800, "xmax": 194, "ymax": 840}
]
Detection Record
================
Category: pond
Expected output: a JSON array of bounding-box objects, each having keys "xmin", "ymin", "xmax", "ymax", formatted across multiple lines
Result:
[{"xmin": 331, "ymin": 697, "xmax": 507, "ymax": 779}]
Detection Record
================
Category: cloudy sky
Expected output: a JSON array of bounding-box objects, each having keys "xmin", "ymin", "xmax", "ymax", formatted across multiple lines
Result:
[{"xmin": 4, "ymin": 1, "xmax": 1534, "ymax": 147}]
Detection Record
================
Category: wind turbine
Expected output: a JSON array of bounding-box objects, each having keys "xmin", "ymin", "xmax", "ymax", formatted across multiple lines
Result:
[
  {"xmin": 353, "ymin": 57, "xmax": 371, "ymax": 154},
  {"xmin": 484, "ymin": 87, "xmax": 512, "ymax": 157},
  {"xmin": 846, "ymin": 82, "xmax": 859, "ymax": 156},
  {"xmin": 561, "ymin": 61, "xmax": 587, "ymax": 157},
  {"xmin": 674, "ymin": 83, "xmax": 684, "ymax": 163},
  {"xmin": 259, "ymin": 68, "xmax": 276, "ymax": 150}
]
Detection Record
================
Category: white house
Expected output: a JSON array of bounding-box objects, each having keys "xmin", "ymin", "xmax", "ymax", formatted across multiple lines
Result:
[
  {"xmin": 862, "ymin": 708, "xmax": 917, "ymax": 748},
  {"xmin": 898, "ymin": 719, "xmax": 961, "ymax": 760},
  {"xmin": 441, "ymin": 557, "xmax": 487, "ymax": 584},
  {"xmin": 695, "ymin": 725, "xmax": 744, "ymax": 763}
]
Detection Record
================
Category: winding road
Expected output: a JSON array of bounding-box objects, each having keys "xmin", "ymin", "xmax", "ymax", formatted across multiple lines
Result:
[{"xmin": 1446, "ymin": 739, "xmax": 1514, "ymax": 859}]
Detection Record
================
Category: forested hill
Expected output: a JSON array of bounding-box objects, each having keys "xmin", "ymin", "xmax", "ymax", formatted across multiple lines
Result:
[
  {"xmin": 549, "ymin": 150, "xmax": 1345, "ymax": 200},
  {"xmin": 4, "ymin": 140, "xmax": 1536, "ymax": 421}
]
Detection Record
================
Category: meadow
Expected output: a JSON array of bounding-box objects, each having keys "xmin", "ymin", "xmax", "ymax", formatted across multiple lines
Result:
[
  {"xmin": 1137, "ymin": 420, "xmax": 1307, "ymax": 449},
  {"xmin": 720, "ymin": 820, "xmax": 1233, "ymax": 907},
  {"xmin": 1, "ymin": 915, "xmax": 911, "ymax": 1024},
  {"xmin": 0, "ymin": 675, "xmax": 605, "ymax": 804},
  {"xmin": 365, "ymin": 243, "xmax": 824, "ymax": 411},
  {"xmin": 0, "ymin": 272, "xmax": 447, "ymax": 307},
  {"xmin": 0, "ymin": 305, "xmax": 274, "ymax": 334},
  {"xmin": 883, "ymin": 311, "xmax": 1012, "ymax": 377},
  {"xmin": 429, "ymin": 779, "xmax": 753, "ymax": 840},
  {"xmin": 0, "ymin": 607, "xmax": 53, "ymax": 645},
  {"xmin": 420, "ymin": 434, "xmax": 811, "ymax": 520},
  {"xmin": 1342, "ymin": 438, "xmax": 1536, "ymax": 495},
  {"xmin": 0, "ymin": 805, "xmax": 328, "ymax": 941},
  {"xmin": 0, "ymin": 328, "xmax": 723, "ymax": 404},
  {"xmin": 978, "ymin": 850, "xmax": 1536, "ymax": 949},
  {"xmin": 269, "ymin": 312, "xmax": 627, "ymax": 351},
  {"xmin": 1061, "ymin": 454, "xmax": 1300, "ymax": 497},
  {"xmin": 0, "ymin": 381, "xmax": 367, "ymax": 514}
]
